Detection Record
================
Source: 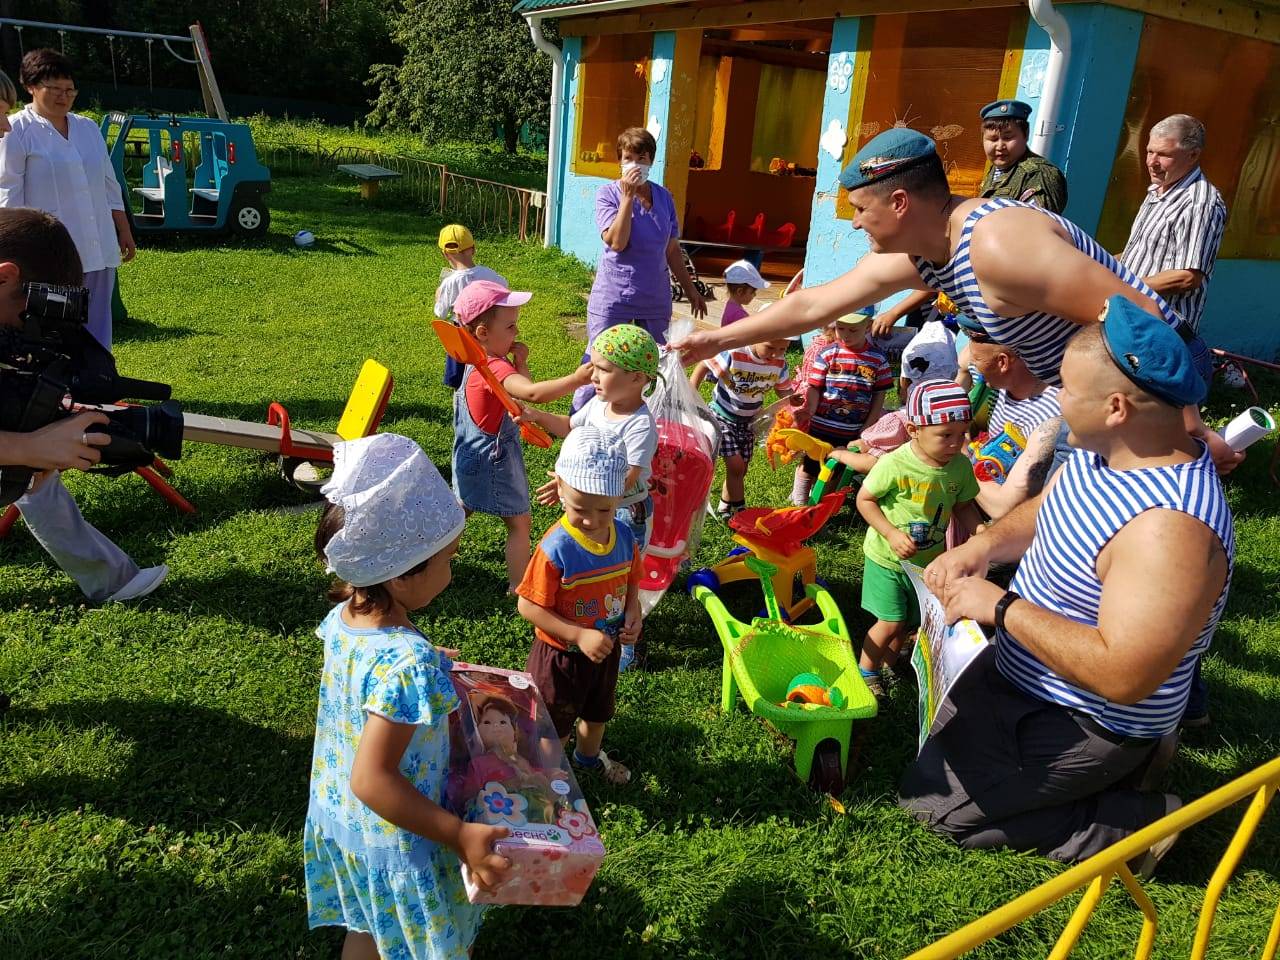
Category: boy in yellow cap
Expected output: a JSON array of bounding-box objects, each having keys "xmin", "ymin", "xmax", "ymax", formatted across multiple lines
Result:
[{"xmin": 434, "ymin": 224, "xmax": 506, "ymax": 388}]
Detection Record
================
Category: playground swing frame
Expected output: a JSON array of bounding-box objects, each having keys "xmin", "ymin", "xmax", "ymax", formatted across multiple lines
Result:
[{"xmin": 0, "ymin": 18, "xmax": 229, "ymax": 122}]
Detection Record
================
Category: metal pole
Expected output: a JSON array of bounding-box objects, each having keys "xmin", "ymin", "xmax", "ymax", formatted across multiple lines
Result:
[{"xmin": 0, "ymin": 18, "xmax": 193, "ymax": 44}]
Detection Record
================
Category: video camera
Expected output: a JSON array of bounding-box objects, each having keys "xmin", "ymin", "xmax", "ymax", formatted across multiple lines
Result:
[{"xmin": 0, "ymin": 283, "xmax": 184, "ymax": 506}]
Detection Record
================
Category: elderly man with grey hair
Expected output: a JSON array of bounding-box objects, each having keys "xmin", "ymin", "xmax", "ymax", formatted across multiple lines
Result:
[{"xmin": 1118, "ymin": 114, "xmax": 1227, "ymax": 334}]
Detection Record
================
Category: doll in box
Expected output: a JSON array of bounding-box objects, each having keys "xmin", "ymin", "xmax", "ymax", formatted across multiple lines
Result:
[{"xmin": 461, "ymin": 695, "xmax": 564, "ymax": 826}]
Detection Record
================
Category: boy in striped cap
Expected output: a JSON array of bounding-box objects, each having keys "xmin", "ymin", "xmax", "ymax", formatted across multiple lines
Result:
[
  {"xmin": 517, "ymin": 425, "xmax": 641, "ymax": 784},
  {"xmin": 854, "ymin": 379, "xmax": 982, "ymax": 695}
]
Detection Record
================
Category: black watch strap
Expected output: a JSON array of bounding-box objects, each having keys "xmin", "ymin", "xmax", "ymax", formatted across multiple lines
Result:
[{"xmin": 995, "ymin": 591, "xmax": 1021, "ymax": 633}]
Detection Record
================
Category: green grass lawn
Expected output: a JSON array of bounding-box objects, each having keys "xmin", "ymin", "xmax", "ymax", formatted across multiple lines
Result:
[{"xmin": 1, "ymin": 162, "xmax": 1277, "ymax": 960}]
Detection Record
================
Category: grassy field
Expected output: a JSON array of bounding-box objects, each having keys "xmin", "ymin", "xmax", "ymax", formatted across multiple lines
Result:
[{"xmin": 0, "ymin": 158, "xmax": 1277, "ymax": 959}]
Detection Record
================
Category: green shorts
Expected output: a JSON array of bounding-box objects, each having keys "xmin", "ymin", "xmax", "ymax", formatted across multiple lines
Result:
[{"xmin": 861, "ymin": 558, "xmax": 921, "ymax": 627}]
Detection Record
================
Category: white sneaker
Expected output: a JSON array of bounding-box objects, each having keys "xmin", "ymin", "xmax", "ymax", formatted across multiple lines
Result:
[{"xmin": 106, "ymin": 564, "xmax": 168, "ymax": 603}]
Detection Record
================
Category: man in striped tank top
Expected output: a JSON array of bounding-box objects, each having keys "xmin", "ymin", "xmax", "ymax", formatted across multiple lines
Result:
[
  {"xmin": 963, "ymin": 326, "xmax": 1069, "ymax": 520},
  {"xmin": 672, "ymin": 128, "xmax": 1241, "ymax": 476},
  {"xmin": 899, "ymin": 298, "xmax": 1233, "ymax": 866}
]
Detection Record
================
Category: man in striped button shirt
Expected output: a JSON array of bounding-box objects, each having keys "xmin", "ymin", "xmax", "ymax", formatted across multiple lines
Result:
[{"xmin": 1118, "ymin": 115, "xmax": 1227, "ymax": 334}]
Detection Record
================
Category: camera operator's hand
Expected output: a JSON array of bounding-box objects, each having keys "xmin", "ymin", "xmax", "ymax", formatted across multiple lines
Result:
[{"xmin": 5, "ymin": 412, "xmax": 111, "ymax": 471}]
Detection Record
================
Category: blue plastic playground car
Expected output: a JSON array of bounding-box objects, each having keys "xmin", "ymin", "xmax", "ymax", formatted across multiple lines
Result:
[{"xmin": 101, "ymin": 112, "xmax": 272, "ymax": 238}]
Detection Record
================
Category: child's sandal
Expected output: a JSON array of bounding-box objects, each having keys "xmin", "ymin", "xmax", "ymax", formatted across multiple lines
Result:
[
  {"xmin": 859, "ymin": 667, "xmax": 885, "ymax": 698},
  {"xmin": 574, "ymin": 748, "xmax": 632, "ymax": 785}
]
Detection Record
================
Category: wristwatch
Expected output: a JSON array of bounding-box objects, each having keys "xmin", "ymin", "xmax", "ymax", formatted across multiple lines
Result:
[{"xmin": 994, "ymin": 591, "xmax": 1021, "ymax": 633}]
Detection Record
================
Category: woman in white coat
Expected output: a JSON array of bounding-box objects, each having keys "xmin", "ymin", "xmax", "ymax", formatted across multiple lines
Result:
[{"xmin": 0, "ymin": 48, "xmax": 135, "ymax": 352}]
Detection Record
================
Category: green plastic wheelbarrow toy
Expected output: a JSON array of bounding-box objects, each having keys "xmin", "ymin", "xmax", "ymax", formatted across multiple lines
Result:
[{"xmin": 691, "ymin": 557, "xmax": 878, "ymax": 792}]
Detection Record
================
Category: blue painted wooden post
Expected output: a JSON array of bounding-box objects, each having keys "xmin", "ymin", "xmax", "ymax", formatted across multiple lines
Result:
[
  {"xmin": 803, "ymin": 17, "xmax": 866, "ymax": 291},
  {"xmin": 1017, "ymin": 5, "xmax": 1143, "ymax": 233},
  {"xmin": 648, "ymin": 32, "xmax": 676, "ymax": 186}
]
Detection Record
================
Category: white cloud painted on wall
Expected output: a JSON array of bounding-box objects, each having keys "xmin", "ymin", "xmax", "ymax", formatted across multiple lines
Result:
[{"xmin": 820, "ymin": 119, "xmax": 848, "ymax": 161}]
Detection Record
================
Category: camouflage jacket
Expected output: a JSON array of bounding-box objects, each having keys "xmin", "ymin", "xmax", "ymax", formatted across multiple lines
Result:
[{"xmin": 979, "ymin": 151, "xmax": 1068, "ymax": 213}]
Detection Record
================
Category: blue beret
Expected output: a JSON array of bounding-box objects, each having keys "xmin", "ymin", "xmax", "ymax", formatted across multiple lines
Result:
[
  {"xmin": 954, "ymin": 312, "xmax": 988, "ymax": 337},
  {"xmin": 839, "ymin": 128, "xmax": 937, "ymax": 191},
  {"xmin": 1099, "ymin": 295, "xmax": 1207, "ymax": 407},
  {"xmin": 980, "ymin": 99, "xmax": 1033, "ymax": 122}
]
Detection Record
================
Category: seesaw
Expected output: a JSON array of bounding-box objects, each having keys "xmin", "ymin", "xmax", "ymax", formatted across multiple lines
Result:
[{"xmin": 181, "ymin": 358, "xmax": 394, "ymax": 488}]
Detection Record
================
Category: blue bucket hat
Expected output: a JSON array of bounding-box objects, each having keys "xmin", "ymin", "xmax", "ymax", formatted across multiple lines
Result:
[
  {"xmin": 1098, "ymin": 295, "xmax": 1206, "ymax": 407},
  {"xmin": 839, "ymin": 128, "xmax": 938, "ymax": 191}
]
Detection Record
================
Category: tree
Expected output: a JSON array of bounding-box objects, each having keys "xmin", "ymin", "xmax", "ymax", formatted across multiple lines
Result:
[
  {"xmin": 4, "ymin": 1, "xmax": 395, "ymax": 110},
  {"xmin": 367, "ymin": 0, "xmax": 552, "ymax": 153}
]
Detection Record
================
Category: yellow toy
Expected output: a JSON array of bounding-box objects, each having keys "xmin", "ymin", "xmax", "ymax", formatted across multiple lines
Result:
[
  {"xmin": 764, "ymin": 408, "xmax": 836, "ymax": 471},
  {"xmin": 935, "ymin": 291, "xmax": 959, "ymax": 318}
]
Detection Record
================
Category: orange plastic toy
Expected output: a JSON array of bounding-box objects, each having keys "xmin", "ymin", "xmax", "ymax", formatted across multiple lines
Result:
[
  {"xmin": 764, "ymin": 407, "xmax": 798, "ymax": 468},
  {"xmin": 687, "ymin": 491, "xmax": 848, "ymax": 621},
  {"xmin": 432, "ymin": 320, "xmax": 552, "ymax": 448}
]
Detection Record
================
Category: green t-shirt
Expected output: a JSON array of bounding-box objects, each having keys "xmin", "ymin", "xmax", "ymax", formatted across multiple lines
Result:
[{"xmin": 861, "ymin": 442, "xmax": 979, "ymax": 570}]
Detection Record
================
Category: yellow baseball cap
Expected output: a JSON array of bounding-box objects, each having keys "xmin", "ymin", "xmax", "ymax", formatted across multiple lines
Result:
[{"xmin": 437, "ymin": 224, "xmax": 475, "ymax": 253}]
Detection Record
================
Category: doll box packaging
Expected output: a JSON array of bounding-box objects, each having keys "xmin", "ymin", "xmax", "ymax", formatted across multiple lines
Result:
[{"xmin": 447, "ymin": 663, "xmax": 605, "ymax": 906}]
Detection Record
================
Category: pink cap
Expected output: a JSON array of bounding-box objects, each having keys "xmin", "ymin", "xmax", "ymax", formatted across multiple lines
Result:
[{"xmin": 453, "ymin": 280, "xmax": 532, "ymax": 325}]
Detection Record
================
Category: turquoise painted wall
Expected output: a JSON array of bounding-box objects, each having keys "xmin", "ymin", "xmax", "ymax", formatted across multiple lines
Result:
[
  {"xmin": 648, "ymin": 32, "xmax": 677, "ymax": 186},
  {"xmin": 1199, "ymin": 261, "xmax": 1277, "ymax": 355},
  {"xmin": 801, "ymin": 16, "xmax": 909, "ymax": 319},
  {"xmin": 550, "ymin": 9, "xmax": 1279, "ymax": 357},
  {"xmin": 554, "ymin": 32, "xmax": 679, "ymax": 269}
]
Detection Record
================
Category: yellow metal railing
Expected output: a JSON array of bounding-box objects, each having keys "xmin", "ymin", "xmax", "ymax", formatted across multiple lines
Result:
[{"xmin": 907, "ymin": 754, "xmax": 1280, "ymax": 960}]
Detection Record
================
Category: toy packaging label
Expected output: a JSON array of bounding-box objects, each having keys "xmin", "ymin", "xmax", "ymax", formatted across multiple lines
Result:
[{"xmin": 447, "ymin": 663, "xmax": 605, "ymax": 906}]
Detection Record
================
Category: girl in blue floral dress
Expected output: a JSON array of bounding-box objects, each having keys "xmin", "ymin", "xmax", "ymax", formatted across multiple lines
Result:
[{"xmin": 305, "ymin": 433, "xmax": 511, "ymax": 960}]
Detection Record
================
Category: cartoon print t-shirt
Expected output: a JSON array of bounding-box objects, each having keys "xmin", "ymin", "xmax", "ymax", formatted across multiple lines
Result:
[
  {"xmin": 860, "ymin": 442, "xmax": 979, "ymax": 570},
  {"xmin": 517, "ymin": 517, "xmax": 641, "ymax": 652}
]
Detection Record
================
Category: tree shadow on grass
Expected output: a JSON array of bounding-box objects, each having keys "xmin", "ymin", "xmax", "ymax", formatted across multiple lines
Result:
[
  {"xmin": 152, "ymin": 557, "xmax": 506, "ymax": 635},
  {"xmin": 0, "ymin": 855, "xmax": 331, "ymax": 960},
  {"xmin": 474, "ymin": 881, "xmax": 650, "ymax": 959},
  {"xmin": 1219, "ymin": 558, "xmax": 1280, "ymax": 626},
  {"xmin": 590, "ymin": 707, "xmax": 908, "ymax": 833},
  {"xmin": 693, "ymin": 873, "xmax": 856, "ymax": 960},
  {"xmin": 0, "ymin": 698, "xmax": 311, "ymax": 834},
  {"xmin": 257, "ymin": 232, "xmax": 381, "ymax": 258}
]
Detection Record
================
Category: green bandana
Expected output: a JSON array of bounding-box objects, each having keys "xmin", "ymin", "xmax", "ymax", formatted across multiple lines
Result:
[{"xmin": 592, "ymin": 323, "xmax": 660, "ymax": 380}]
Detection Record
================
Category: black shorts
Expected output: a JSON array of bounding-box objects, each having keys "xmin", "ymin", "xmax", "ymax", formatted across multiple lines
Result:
[{"xmin": 525, "ymin": 638, "xmax": 622, "ymax": 738}]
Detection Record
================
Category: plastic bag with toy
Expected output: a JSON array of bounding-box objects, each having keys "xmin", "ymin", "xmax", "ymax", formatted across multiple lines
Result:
[{"xmin": 638, "ymin": 318, "xmax": 721, "ymax": 615}]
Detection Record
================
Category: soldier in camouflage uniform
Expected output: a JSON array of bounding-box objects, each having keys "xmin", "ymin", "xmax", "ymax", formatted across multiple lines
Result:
[{"xmin": 978, "ymin": 99, "xmax": 1068, "ymax": 213}]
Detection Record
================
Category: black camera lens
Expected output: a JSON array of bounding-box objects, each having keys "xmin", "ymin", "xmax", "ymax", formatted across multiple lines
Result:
[{"xmin": 89, "ymin": 400, "xmax": 185, "ymax": 468}]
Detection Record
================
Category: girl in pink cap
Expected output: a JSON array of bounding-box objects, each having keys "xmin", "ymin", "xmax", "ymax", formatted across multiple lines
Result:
[{"xmin": 450, "ymin": 280, "xmax": 590, "ymax": 592}]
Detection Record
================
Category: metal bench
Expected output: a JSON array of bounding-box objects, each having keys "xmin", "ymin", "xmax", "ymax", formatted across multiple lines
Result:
[{"xmin": 337, "ymin": 163, "xmax": 403, "ymax": 200}]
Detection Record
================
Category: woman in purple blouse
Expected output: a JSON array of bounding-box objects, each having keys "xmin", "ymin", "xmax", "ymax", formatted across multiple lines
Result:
[{"xmin": 574, "ymin": 127, "xmax": 706, "ymax": 409}]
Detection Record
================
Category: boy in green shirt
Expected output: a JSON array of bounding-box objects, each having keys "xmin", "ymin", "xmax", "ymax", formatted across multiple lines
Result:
[{"xmin": 856, "ymin": 379, "xmax": 981, "ymax": 695}]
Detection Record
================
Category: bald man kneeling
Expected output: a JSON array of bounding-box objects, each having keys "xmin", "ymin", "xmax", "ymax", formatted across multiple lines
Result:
[{"xmin": 901, "ymin": 296, "xmax": 1234, "ymax": 871}]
